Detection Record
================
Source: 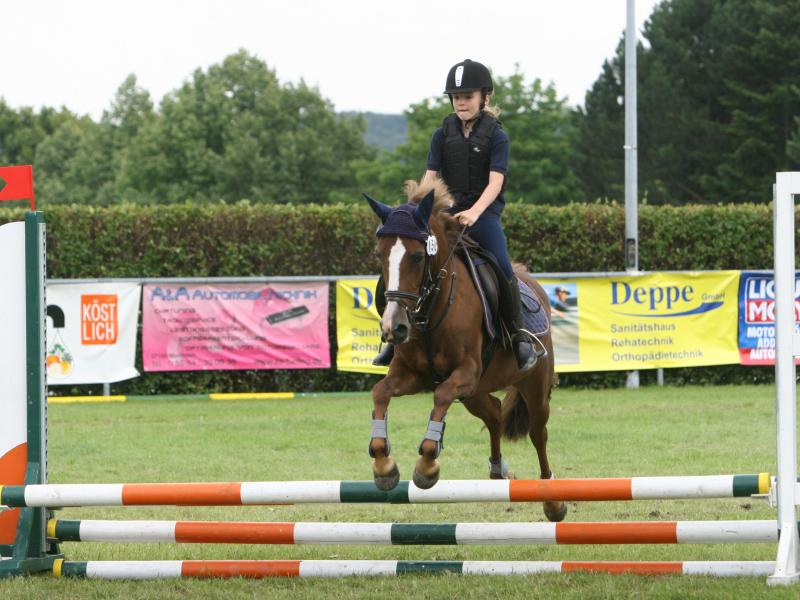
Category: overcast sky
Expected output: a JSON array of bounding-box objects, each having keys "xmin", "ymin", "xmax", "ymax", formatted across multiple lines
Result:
[{"xmin": 1, "ymin": 0, "xmax": 662, "ymax": 119}]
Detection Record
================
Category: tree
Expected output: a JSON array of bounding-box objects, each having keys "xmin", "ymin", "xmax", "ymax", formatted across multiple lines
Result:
[
  {"xmin": 573, "ymin": 52, "xmax": 625, "ymax": 201},
  {"xmin": 576, "ymin": 0, "xmax": 800, "ymax": 204},
  {"xmin": 34, "ymin": 115, "xmax": 114, "ymax": 204},
  {"xmin": 0, "ymin": 100, "xmax": 73, "ymax": 168},
  {"xmin": 119, "ymin": 50, "xmax": 370, "ymax": 204},
  {"xmin": 495, "ymin": 72, "xmax": 583, "ymax": 204},
  {"xmin": 711, "ymin": 1, "xmax": 800, "ymax": 200}
]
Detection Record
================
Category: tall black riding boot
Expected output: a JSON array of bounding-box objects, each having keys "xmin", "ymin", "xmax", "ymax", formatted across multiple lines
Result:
[
  {"xmin": 373, "ymin": 343, "xmax": 395, "ymax": 366},
  {"xmin": 502, "ymin": 276, "xmax": 539, "ymax": 371},
  {"xmin": 372, "ymin": 274, "xmax": 395, "ymax": 366}
]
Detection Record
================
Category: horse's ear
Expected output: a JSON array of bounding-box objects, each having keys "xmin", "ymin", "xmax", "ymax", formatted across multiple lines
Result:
[
  {"xmin": 363, "ymin": 193, "xmax": 392, "ymax": 223},
  {"xmin": 414, "ymin": 189, "xmax": 435, "ymax": 227}
]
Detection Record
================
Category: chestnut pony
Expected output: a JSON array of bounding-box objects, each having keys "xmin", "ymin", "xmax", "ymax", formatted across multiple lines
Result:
[{"xmin": 366, "ymin": 178, "xmax": 567, "ymax": 523}]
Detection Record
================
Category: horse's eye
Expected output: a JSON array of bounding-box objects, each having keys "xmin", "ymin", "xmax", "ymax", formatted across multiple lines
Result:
[{"xmin": 411, "ymin": 253, "xmax": 424, "ymax": 264}]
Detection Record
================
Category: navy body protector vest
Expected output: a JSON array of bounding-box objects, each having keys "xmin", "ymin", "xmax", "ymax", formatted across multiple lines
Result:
[{"xmin": 440, "ymin": 113, "xmax": 504, "ymax": 207}]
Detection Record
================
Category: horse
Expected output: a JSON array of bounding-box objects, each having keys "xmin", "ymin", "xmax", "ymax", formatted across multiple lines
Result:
[{"xmin": 365, "ymin": 178, "xmax": 567, "ymax": 523}]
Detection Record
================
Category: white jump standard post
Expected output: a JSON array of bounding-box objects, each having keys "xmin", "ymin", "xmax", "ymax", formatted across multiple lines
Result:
[
  {"xmin": 0, "ymin": 212, "xmax": 62, "ymax": 578},
  {"xmin": 768, "ymin": 172, "xmax": 800, "ymax": 585}
]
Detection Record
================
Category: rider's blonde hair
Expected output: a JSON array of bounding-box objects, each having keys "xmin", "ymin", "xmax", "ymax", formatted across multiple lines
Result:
[{"xmin": 482, "ymin": 92, "xmax": 500, "ymax": 118}]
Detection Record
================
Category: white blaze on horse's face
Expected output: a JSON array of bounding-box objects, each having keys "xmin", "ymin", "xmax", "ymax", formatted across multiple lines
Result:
[{"xmin": 381, "ymin": 237, "xmax": 411, "ymax": 342}]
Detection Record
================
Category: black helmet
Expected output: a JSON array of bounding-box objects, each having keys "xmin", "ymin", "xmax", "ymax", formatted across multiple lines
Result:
[{"xmin": 444, "ymin": 59, "xmax": 493, "ymax": 94}]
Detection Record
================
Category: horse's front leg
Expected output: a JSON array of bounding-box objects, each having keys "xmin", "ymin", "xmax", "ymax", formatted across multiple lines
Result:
[
  {"xmin": 370, "ymin": 366, "xmax": 424, "ymax": 491},
  {"xmin": 413, "ymin": 362, "xmax": 478, "ymax": 489}
]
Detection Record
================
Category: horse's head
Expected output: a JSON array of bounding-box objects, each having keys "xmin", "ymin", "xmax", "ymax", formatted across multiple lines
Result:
[{"xmin": 366, "ymin": 179, "xmax": 455, "ymax": 345}]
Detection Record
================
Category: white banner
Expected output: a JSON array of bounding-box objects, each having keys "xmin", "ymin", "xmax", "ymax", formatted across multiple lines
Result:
[{"xmin": 46, "ymin": 283, "xmax": 141, "ymax": 385}]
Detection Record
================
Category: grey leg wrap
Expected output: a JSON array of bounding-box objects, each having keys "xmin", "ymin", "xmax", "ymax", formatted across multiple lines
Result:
[
  {"xmin": 489, "ymin": 456, "xmax": 510, "ymax": 478},
  {"xmin": 368, "ymin": 411, "xmax": 391, "ymax": 458},
  {"xmin": 418, "ymin": 413, "xmax": 446, "ymax": 458}
]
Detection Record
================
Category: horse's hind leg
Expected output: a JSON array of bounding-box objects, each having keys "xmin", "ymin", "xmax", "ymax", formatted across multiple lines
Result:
[
  {"xmin": 518, "ymin": 375, "xmax": 568, "ymax": 522},
  {"xmin": 462, "ymin": 392, "xmax": 513, "ymax": 479}
]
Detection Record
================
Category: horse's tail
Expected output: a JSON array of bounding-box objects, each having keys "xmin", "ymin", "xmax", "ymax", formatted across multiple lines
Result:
[{"xmin": 501, "ymin": 387, "xmax": 530, "ymax": 441}]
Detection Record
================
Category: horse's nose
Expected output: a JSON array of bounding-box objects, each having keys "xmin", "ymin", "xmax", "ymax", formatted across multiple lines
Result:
[{"xmin": 392, "ymin": 323, "xmax": 409, "ymax": 344}]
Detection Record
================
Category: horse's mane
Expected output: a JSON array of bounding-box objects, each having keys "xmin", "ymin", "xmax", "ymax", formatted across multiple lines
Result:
[{"xmin": 403, "ymin": 178, "xmax": 462, "ymax": 247}]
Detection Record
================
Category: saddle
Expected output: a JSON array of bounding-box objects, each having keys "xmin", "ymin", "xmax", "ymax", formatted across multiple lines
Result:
[{"xmin": 458, "ymin": 239, "xmax": 549, "ymax": 372}]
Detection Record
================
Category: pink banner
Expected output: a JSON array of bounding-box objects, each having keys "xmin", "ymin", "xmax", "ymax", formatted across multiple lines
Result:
[{"xmin": 142, "ymin": 283, "xmax": 330, "ymax": 371}]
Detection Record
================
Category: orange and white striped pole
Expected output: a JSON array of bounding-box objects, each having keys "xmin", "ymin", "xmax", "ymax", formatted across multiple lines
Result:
[
  {"xmin": 1, "ymin": 473, "xmax": 771, "ymax": 508},
  {"xmin": 53, "ymin": 559, "xmax": 777, "ymax": 579},
  {"xmin": 49, "ymin": 518, "xmax": 781, "ymax": 546}
]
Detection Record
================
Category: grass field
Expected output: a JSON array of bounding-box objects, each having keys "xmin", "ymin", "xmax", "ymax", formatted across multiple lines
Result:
[{"xmin": 2, "ymin": 384, "xmax": 798, "ymax": 599}]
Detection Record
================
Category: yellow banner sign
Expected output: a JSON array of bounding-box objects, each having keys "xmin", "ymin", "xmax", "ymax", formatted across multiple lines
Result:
[
  {"xmin": 336, "ymin": 278, "xmax": 388, "ymax": 374},
  {"xmin": 335, "ymin": 272, "xmax": 741, "ymax": 374},
  {"xmin": 544, "ymin": 271, "xmax": 741, "ymax": 372}
]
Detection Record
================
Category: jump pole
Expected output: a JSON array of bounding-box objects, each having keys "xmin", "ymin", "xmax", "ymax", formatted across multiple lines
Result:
[
  {"xmin": 769, "ymin": 173, "xmax": 800, "ymax": 584},
  {"xmin": 48, "ymin": 518, "xmax": 784, "ymax": 545},
  {"xmin": 0, "ymin": 474, "xmax": 770, "ymax": 508},
  {"xmin": 52, "ymin": 559, "xmax": 777, "ymax": 579}
]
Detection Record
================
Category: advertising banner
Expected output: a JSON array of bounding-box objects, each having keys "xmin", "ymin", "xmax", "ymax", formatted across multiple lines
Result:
[
  {"xmin": 335, "ymin": 277, "xmax": 590, "ymax": 373},
  {"xmin": 46, "ymin": 282, "xmax": 141, "ymax": 384},
  {"xmin": 335, "ymin": 272, "xmax": 741, "ymax": 375},
  {"xmin": 738, "ymin": 271, "xmax": 800, "ymax": 365},
  {"xmin": 554, "ymin": 271, "xmax": 741, "ymax": 372},
  {"xmin": 335, "ymin": 278, "xmax": 386, "ymax": 374},
  {"xmin": 142, "ymin": 282, "xmax": 329, "ymax": 371},
  {"xmin": 538, "ymin": 280, "xmax": 581, "ymax": 368}
]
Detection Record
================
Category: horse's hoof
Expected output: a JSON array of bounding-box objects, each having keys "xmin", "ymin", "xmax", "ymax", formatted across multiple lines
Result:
[
  {"xmin": 412, "ymin": 467, "xmax": 440, "ymax": 490},
  {"xmin": 543, "ymin": 501, "xmax": 568, "ymax": 522},
  {"xmin": 489, "ymin": 470, "xmax": 516, "ymax": 480},
  {"xmin": 374, "ymin": 463, "xmax": 400, "ymax": 491}
]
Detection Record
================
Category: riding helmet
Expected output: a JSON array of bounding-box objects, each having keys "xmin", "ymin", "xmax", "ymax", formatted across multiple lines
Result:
[{"xmin": 443, "ymin": 59, "xmax": 494, "ymax": 94}]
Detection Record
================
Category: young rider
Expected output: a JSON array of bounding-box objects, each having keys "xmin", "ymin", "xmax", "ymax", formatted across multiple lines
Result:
[{"xmin": 373, "ymin": 58, "xmax": 539, "ymax": 371}]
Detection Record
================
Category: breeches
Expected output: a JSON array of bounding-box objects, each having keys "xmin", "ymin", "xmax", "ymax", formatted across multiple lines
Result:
[{"xmin": 467, "ymin": 215, "xmax": 513, "ymax": 279}]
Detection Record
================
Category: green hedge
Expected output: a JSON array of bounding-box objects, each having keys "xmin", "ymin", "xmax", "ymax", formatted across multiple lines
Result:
[{"xmin": 0, "ymin": 201, "xmax": 787, "ymax": 393}]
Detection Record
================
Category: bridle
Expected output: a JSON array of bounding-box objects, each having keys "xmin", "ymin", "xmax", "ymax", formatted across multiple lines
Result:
[{"xmin": 383, "ymin": 226, "xmax": 467, "ymax": 334}]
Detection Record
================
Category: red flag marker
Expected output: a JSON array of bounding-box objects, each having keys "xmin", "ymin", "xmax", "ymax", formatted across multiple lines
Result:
[{"xmin": 0, "ymin": 165, "xmax": 35, "ymax": 210}]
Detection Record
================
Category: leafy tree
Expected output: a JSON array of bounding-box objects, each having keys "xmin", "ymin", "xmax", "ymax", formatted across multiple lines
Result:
[
  {"xmin": 355, "ymin": 97, "xmax": 450, "ymax": 201},
  {"xmin": 0, "ymin": 100, "xmax": 73, "ymax": 168},
  {"xmin": 120, "ymin": 50, "xmax": 370, "ymax": 204},
  {"xmin": 33, "ymin": 77, "xmax": 155, "ymax": 205},
  {"xmin": 712, "ymin": 1, "xmax": 800, "ymax": 200},
  {"xmin": 34, "ymin": 115, "xmax": 114, "ymax": 204},
  {"xmin": 577, "ymin": 0, "xmax": 800, "ymax": 204},
  {"xmin": 573, "ymin": 52, "xmax": 625, "ymax": 201},
  {"xmin": 495, "ymin": 72, "xmax": 583, "ymax": 204}
]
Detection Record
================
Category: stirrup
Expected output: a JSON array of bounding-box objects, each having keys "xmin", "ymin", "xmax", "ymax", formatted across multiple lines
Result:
[
  {"xmin": 515, "ymin": 328, "xmax": 548, "ymax": 358},
  {"xmin": 372, "ymin": 343, "xmax": 395, "ymax": 366},
  {"xmin": 512, "ymin": 329, "xmax": 546, "ymax": 371}
]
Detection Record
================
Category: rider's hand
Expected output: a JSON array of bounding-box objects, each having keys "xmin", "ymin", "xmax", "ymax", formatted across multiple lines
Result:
[{"xmin": 453, "ymin": 207, "xmax": 482, "ymax": 227}]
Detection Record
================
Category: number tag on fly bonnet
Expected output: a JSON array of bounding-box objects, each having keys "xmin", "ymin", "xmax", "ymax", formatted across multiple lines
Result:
[{"xmin": 426, "ymin": 235, "xmax": 438, "ymax": 256}]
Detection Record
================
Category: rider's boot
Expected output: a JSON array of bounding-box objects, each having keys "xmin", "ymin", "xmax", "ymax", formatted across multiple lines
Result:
[
  {"xmin": 372, "ymin": 274, "xmax": 395, "ymax": 366},
  {"xmin": 373, "ymin": 343, "xmax": 395, "ymax": 366},
  {"xmin": 501, "ymin": 275, "xmax": 542, "ymax": 371}
]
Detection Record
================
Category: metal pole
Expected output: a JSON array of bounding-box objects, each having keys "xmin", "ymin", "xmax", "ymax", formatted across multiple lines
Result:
[
  {"xmin": 625, "ymin": 0, "xmax": 640, "ymax": 389},
  {"xmin": 624, "ymin": 0, "xmax": 638, "ymax": 273},
  {"xmin": 768, "ymin": 174, "xmax": 800, "ymax": 585}
]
